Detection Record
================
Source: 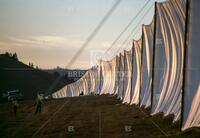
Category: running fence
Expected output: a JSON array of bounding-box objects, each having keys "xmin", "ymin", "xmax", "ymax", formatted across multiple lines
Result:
[{"xmin": 52, "ymin": 0, "xmax": 199, "ymax": 131}]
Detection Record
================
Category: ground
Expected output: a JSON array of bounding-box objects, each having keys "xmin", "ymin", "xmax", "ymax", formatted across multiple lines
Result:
[{"xmin": 0, "ymin": 95, "xmax": 199, "ymax": 138}]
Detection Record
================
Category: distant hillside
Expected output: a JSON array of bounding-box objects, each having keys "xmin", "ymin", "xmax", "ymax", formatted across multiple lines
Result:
[{"xmin": 0, "ymin": 53, "xmax": 73, "ymax": 100}]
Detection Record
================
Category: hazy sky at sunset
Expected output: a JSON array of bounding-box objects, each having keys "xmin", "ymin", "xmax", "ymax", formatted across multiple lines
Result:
[{"xmin": 0, "ymin": 0, "xmax": 164, "ymax": 69}]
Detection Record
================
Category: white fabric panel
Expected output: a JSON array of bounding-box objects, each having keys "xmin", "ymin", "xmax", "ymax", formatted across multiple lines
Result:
[
  {"xmin": 60, "ymin": 86, "xmax": 67, "ymax": 97},
  {"xmin": 93, "ymin": 67, "xmax": 100, "ymax": 94},
  {"xmin": 100, "ymin": 58, "xmax": 116, "ymax": 95},
  {"xmin": 118, "ymin": 54, "xmax": 124, "ymax": 100},
  {"xmin": 71, "ymin": 83, "xmax": 79, "ymax": 97},
  {"xmin": 74, "ymin": 83, "xmax": 79, "ymax": 97},
  {"xmin": 52, "ymin": 92, "xmax": 58, "ymax": 99},
  {"xmin": 51, "ymin": 76, "xmax": 81, "ymax": 98},
  {"xmin": 79, "ymin": 70, "xmax": 90, "ymax": 95},
  {"xmin": 77, "ymin": 78, "xmax": 84, "ymax": 95},
  {"xmin": 87, "ymin": 72, "xmax": 92, "ymax": 95},
  {"xmin": 123, "ymin": 50, "xmax": 132, "ymax": 104},
  {"xmin": 89, "ymin": 67, "xmax": 100, "ymax": 94},
  {"xmin": 70, "ymin": 84, "xmax": 75, "ymax": 97},
  {"xmin": 56, "ymin": 82, "xmax": 69, "ymax": 98},
  {"xmin": 66, "ymin": 85, "xmax": 73, "ymax": 97},
  {"xmin": 82, "ymin": 77, "xmax": 89, "ymax": 95},
  {"xmin": 130, "ymin": 39, "xmax": 142, "ymax": 105},
  {"xmin": 52, "ymin": 91, "xmax": 58, "ymax": 99},
  {"xmin": 51, "ymin": 66, "xmax": 102, "ymax": 98},
  {"xmin": 98, "ymin": 63, "xmax": 103, "ymax": 94},
  {"xmin": 151, "ymin": 0, "xmax": 185, "ymax": 122},
  {"xmin": 110, "ymin": 57, "xmax": 118, "ymax": 95},
  {"xmin": 68, "ymin": 85, "xmax": 74, "ymax": 97},
  {"xmin": 114, "ymin": 56, "xmax": 119, "ymax": 95},
  {"xmin": 182, "ymin": 0, "xmax": 200, "ymax": 130},
  {"xmin": 100, "ymin": 60, "xmax": 112, "ymax": 94},
  {"xmin": 52, "ymin": 86, "xmax": 68, "ymax": 99},
  {"xmin": 89, "ymin": 69, "xmax": 95, "ymax": 93},
  {"xmin": 140, "ymin": 21, "xmax": 154, "ymax": 108},
  {"xmin": 95, "ymin": 66, "xmax": 101, "ymax": 94}
]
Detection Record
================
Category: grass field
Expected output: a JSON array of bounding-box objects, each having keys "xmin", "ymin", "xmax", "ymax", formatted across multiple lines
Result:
[{"xmin": 0, "ymin": 95, "xmax": 199, "ymax": 138}]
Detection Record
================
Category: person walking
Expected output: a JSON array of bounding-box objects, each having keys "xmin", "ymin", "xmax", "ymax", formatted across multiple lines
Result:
[
  {"xmin": 12, "ymin": 98, "xmax": 19, "ymax": 117},
  {"xmin": 35, "ymin": 94, "xmax": 42, "ymax": 114}
]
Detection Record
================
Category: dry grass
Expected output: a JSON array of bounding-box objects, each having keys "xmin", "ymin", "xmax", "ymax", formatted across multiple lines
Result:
[{"xmin": 0, "ymin": 95, "xmax": 199, "ymax": 138}]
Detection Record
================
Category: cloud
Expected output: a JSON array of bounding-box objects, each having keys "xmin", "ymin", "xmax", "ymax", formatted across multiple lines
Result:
[
  {"xmin": 6, "ymin": 35, "xmax": 86, "ymax": 49},
  {"xmin": 7, "ymin": 36, "xmax": 40, "ymax": 45},
  {"xmin": 5, "ymin": 35, "xmax": 116, "ymax": 51},
  {"xmin": 0, "ymin": 41, "xmax": 23, "ymax": 47},
  {"xmin": 0, "ymin": 35, "xmax": 123, "ymax": 69}
]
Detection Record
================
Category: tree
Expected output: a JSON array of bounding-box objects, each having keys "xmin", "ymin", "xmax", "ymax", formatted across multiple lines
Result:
[
  {"xmin": 12, "ymin": 52, "xmax": 18, "ymax": 61},
  {"xmin": 5, "ymin": 52, "xmax": 9, "ymax": 57},
  {"xmin": 29, "ymin": 62, "xmax": 34, "ymax": 68},
  {"xmin": 56, "ymin": 66, "xmax": 61, "ymax": 69},
  {"xmin": 9, "ymin": 52, "xmax": 12, "ymax": 57}
]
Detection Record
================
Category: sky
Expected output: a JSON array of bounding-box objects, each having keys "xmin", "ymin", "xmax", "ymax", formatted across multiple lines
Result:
[{"xmin": 0, "ymin": 0, "xmax": 164, "ymax": 69}]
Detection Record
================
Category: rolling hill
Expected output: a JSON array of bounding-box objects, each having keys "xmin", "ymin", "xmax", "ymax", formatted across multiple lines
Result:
[{"xmin": 0, "ymin": 53, "xmax": 72, "ymax": 100}]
